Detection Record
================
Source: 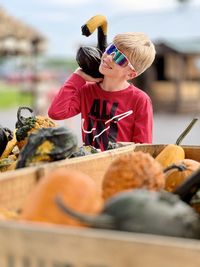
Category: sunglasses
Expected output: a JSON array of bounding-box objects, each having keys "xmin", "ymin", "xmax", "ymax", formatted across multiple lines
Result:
[{"xmin": 104, "ymin": 43, "xmax": 135, "ymax": 71}]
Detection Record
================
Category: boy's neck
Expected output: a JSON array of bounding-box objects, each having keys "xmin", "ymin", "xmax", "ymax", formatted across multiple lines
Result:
[{"xmin": 99, "ymin": 77, "xmax": 130, "ymax": 92}]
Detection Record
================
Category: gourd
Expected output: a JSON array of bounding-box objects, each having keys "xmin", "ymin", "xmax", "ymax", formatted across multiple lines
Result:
[
  {"xmin": 102, "ymin": 151, "xmax": 165, "ymax": 201},
  {"xmin": 190, "ymin": 190, "xmax": 200, "ymax": 214},
  {"xmin": 16, "ymin": 126, "xmax": 78, "ymax": 169},
  {"xmin": 0, "ymin": 207, "xmax": 18, "ymax": 220},
  {"xmin": 15, "ymin": 106, "xmax": 57, "ymax": 149},
  {"xmin": 0, "ymin": 131, "xmax": 17, "ymax": 160},
  {"xmin": 164, "ymin": 159, "xmax": 200, "ymax": 192},
  {"xmin": 76, "ymin": 14, "xmax": 108, "ymax": 78},
  {"xmin": 0, "ymin": 126, "xmax": 13, "ymax": 157},
  {"xmin": 56, "ymin": 189, "xmax": 200, "ymax": 239},
  {"xmin": 106, "ymin": 141, "xmax": 125, "ymax": 150},
  {"xmin": 172, "ymin": 166, "xmax": 200, "ymax": 214},
  {"xmin": 20, "ymin": 168, "xmax": 103, "ymax": 226},
  {"xmin": 0, "ymin": 155, "xmax": 17, "ymax": 172},
  {"xmin": 155, "ymin": 118, "xmax": 198, "ymax": 168},
  {"xmin": 69, "ymin": 145, "xmax": 99, "ymax": 158},
  {"xmin": 173, "ymin": 167, "xmax": 200, "ymax": 204}
]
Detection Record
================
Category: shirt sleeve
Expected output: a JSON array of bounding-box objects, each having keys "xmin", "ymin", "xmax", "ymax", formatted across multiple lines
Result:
[
  {"xmin": 48, "ymin": 73, "xmax": 86, "ymax": 120},
  {"xmin": 132, "ymin": 95, "xmax": 153, "ymax": 143}
]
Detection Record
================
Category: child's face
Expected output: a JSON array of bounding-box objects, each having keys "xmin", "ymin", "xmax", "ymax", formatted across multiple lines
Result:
[{"xmin": 99, "ymin": 43, "xmax": 136, "ymax": 79}]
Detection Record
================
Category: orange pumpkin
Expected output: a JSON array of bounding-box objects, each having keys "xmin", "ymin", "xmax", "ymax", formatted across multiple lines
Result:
[
  {"xmin": 164, "ymin": 159, "xmax": 200, "ymax": 192},
  {"xmin": 102, "ymin": 151, "xmax": 165, "ymax": 201},
  {"xmin": 19, "ymin": 168, "xmax": 103, "ymax": 227}
]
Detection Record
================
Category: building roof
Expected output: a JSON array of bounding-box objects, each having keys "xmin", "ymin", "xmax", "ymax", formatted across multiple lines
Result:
[
  {"xmin": 156, "ymin": 38, "xmax": 200, "ymax": 54},
  {"xmin": 0, "ymin": 7, "xmax": 47, "ymax": 55}
]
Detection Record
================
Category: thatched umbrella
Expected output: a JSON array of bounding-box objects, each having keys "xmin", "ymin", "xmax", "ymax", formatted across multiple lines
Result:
[
  {"xmin": 0, "ymin": 7, "xmax": 47, "ymax": 56},
  {"xmin": 0, "ymin": 7, "xmax": 48, "ymax": 114}
]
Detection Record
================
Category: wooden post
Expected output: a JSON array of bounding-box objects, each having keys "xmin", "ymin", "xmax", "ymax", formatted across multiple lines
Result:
[{"xmin": 174, "ymin": 54, "xmax": 185, "ymax": 112}]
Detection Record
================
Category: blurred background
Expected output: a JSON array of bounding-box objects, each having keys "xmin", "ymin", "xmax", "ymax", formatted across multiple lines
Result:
[{"xmin": 0, "ymin": 0, "xmax": 200, "ymax": 146}]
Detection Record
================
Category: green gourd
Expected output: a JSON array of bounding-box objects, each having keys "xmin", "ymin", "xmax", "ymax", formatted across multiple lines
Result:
[
  {"xmin": 69, "ymin": 145, "xmax": 99, "ymax": 158},
  {"xmin": 0, "ymin": 126, "xmax": 13, "ymax": 157},
  {"xmin": 56, "ymin": 189, "xmax": 200, "ymax": 239},
  {"xmin": 16, "ymin": 126, "xmax": 77, "ymax": 169},
  {"xmin": 15, "ymin": 106, "xmax": 57, "ymax": 149}
]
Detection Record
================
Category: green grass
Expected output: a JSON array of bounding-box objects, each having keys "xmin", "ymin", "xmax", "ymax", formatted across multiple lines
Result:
[
  {"xmin": 0, "ymin": 83, "xmax": 33, "ymax": 109},
  {"xmin": 45, "ymin": 57, "xmax": 78, "ymax": 70}
]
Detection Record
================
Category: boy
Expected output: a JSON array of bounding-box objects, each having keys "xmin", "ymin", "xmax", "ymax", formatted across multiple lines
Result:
[{"xmin": 48, "ymin": 32, "xmax": 156, "ymax": 151}]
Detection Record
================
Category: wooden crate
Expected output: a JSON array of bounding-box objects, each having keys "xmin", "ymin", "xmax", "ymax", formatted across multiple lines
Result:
[
  {"xmin": 0, "ymin": 144, "xmax": 200, "ymax": 267},
  {"xmin": 1, "ymin": 143, "xmax": 200, "ymax": 210},
  {"xmin": 0, "ymin": 143, "xmax": 137, "ymax": 210},
  {"xmin": 0, "ymin": 220, "xmax": 200, "ymax": 267},
  {"xmin": 42, "ymin": 144, "xmax": 200, "ymax": 192}
]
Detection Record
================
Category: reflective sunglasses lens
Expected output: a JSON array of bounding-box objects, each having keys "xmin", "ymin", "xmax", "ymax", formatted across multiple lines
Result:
[
  {"xmin": 105, "ymin": 44, "xmax": 117, "ymax": 55},
  {"xmin": 105, "ymin": 44, "xmax": 130, "ymax": 67},
  {"xmin": 113, "ymin": 53, "xmax": 127, "ymax": 66}
]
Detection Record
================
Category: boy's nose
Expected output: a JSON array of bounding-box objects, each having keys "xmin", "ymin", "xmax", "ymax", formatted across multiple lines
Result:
[{"xmin": 104, "ymin": 53, "xmax": 114, "ymax": 62}]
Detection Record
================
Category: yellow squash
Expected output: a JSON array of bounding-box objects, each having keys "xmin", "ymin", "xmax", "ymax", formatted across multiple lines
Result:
[{"xmin": 155, "ymin": 118, "xmax": 198, "ymax": 168}]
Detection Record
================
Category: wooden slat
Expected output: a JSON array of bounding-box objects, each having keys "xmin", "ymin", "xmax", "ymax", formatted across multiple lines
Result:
[
  {"xmin": 183, "ymin": 145, "xmax": 200, "ymax": 161},
  {"xmin": 134, "ymin": 144, "xmax": 166, "ymax": 157},
  {"xmin": 0, "ymin": 221, "xmax": 200, "ymax": 267}
]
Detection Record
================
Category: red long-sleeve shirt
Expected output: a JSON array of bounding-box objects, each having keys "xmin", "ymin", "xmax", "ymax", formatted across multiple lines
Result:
[{"xmin": 48, "ymin": 73, "xmax": 153, "ymax": 151}]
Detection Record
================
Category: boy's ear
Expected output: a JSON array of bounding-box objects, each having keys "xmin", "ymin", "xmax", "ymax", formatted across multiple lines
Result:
[{"xmin": 127, "ymin": 70, "xmax": 137, "ymax": 80}]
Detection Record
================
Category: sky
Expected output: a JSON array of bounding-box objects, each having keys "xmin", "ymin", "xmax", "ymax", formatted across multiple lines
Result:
[{"xmin": 1, "ymin": 0, "xmax": 200, "ymax": 58}]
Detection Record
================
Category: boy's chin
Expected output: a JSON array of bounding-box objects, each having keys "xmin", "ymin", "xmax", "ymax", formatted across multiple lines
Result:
[
  {"xmin": 99, "ymin": 66, "xmax": 111, "ymax": 75},
  {"xmin": 98, "ymin": 68, "xmax": 105, "ymax": 75}
]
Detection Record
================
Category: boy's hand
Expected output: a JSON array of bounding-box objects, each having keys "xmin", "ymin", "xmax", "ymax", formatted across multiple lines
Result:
[{"xmin": 74, "ymin": 68, "xmax": 103, "ymax": 83}]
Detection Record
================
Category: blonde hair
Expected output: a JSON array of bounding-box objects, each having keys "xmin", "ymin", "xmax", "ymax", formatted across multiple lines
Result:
[{"xmin": 113, "ymin": 32, "xmax": 156, "ymax": 76}]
